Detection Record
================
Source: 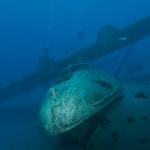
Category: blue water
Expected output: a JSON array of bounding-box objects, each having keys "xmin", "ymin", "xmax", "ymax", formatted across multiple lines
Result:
[{"xmin": 0, "ymin": 0, "xmax": 149, "ymax": 149}]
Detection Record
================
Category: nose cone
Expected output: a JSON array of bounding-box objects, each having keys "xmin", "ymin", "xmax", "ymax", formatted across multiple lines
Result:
[{"xmin": 39, "ymin": 88, "xmax": 91, "ymax": 136}]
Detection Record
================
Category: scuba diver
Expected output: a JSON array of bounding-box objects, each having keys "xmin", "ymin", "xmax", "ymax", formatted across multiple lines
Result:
[{"xmin": 37, "ymin": 48, "xmax": 55, "ymax": 76}]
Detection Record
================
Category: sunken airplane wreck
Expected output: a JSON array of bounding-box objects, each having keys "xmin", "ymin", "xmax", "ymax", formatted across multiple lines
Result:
[
  {"xmin": 38, "ymin": 17, "xmax": 150, "ymax": 150},
  {"xmin": 0, "ymin": 16, "xmax": 149, "ymax": 150}
]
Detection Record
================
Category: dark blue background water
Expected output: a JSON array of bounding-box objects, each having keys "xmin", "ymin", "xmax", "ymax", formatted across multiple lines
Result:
[{"xmin": 0, "ymin": 0, "xmax": 149, "ymax": 149}]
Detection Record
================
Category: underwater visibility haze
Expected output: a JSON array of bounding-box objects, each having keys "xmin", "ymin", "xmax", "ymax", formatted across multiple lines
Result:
[{"xmin": 0, "ymin": 0, "xmax": 150, "ymax": 150}]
